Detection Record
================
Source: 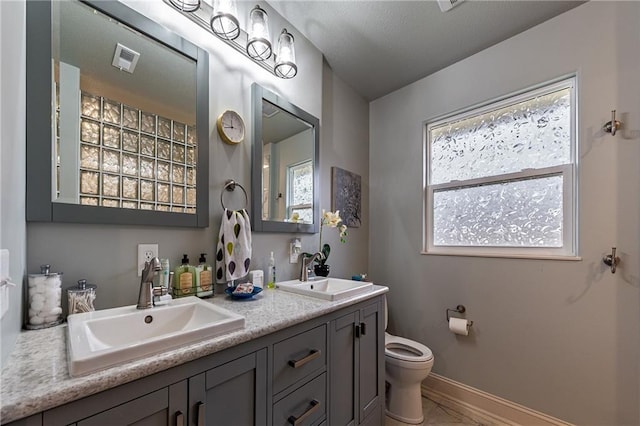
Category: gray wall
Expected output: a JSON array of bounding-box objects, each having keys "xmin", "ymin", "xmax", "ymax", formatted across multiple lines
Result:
[
  {"xmin": 370, "ymin": 2, "xmax": 640, "ymax": 424},
  {"xmin": 20, "ymin": 4, "xmax": 368, "ymax": 324},
  {"xmin": 321, "ymin": 60, "xmax": 370, "ymax": 280},
  {"xmin": 0, "ymin": 0, "xmax": 27, "ymax": 369}
]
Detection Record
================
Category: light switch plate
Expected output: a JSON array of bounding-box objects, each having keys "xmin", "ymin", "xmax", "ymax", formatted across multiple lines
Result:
[{"xmin": 137, "ymin": 244, "xmax": 158, "ymax": 276}]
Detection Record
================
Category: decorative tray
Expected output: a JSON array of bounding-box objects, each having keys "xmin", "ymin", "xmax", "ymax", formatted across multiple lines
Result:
[{"xmin": 224, "ymin": 286, "xmax": 263, "ymax": 299}]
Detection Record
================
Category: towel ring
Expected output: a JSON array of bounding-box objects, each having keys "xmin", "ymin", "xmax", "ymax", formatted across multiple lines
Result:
[{"xmin": 221, "ymin": 179, "xmax": 248, "ymax": 210}]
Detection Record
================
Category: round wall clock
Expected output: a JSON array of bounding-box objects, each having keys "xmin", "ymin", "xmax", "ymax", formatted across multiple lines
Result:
[{"xmin": 216, "ymin": 110, "xmax": 245, "ymax": 145}]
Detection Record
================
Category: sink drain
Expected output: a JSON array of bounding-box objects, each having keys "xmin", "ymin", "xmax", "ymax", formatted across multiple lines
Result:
[{"xmin": 144, "ymin": 315, "xmax": 153, "ymax": 324}]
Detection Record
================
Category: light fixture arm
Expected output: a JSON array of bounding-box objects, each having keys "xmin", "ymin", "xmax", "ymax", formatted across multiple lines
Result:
[{"xmin": 163, "ymin": 0, "xmax": 297, "ymax": 79}]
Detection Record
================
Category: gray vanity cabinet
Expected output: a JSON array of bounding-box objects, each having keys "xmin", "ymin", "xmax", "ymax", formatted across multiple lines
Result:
[
  {"xmin": 5, "ymin": 295, "xmax": 385, "ymax": 426},
  {"xmin": 188, "ymin": 349, "xmax": 267, "ymax": 426},
  {"xmin": 329, "ymin": 300, "xmax": 384, "ymax": 426}
]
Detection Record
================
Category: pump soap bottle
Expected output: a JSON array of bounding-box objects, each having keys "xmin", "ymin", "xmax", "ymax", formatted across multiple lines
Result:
[
  {"xmin": 196, "ymin": 253, "xmax": 213, "ymax": 298},
  {"xmin": 174, "ymin": 254, "xmax": 195, "ymax": 297},
  {"xmin": 267, "ymin": 252, "xmax": 276, "ymax": 289}
]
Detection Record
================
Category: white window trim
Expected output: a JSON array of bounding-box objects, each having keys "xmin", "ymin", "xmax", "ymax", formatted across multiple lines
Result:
[
  {"xmin": 286, "ymin": 159, "xmax": 313, "ymax": 220},
  {"xmin": 422, "ymin": 76, "xmax": 579, "ymax": 260}
]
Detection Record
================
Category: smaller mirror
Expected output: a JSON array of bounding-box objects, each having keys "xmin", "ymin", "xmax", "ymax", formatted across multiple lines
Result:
[{"xmin": 251, "ymin": 84, "xmax": 319, "ymax": 233}]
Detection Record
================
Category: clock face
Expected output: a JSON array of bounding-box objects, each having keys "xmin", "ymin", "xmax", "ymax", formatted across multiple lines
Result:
[{"xmin": 217, "ymin": 110, "xmax": 245, "ymax": 145}]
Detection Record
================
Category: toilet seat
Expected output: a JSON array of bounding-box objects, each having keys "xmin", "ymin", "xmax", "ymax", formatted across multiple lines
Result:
[{"xmin": 385, "ymin": 333, "xmax": 433, "ymax": 363}]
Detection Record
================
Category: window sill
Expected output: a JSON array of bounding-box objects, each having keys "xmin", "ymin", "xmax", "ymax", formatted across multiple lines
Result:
[{"xmin": 420, "ymin": 250, "xmax": 582, "ymax": 261}]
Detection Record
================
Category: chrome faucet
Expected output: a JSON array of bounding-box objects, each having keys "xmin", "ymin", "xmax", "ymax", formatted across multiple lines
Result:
[
  {"xmin": 300, "ymin": 252, "xmax": 324, "ymax": 282},
  {"xmin": 137, "ymin": 257, "xmax": 162, "ymax": 309}
]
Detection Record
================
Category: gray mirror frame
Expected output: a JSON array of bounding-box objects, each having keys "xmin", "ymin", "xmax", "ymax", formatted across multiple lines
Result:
[
  {"xmin": 26, "ymin": 0, "xmax": 210, "ymax": 227},
  {"xmin": 251, "ymin": 83, "xmax": 320, "ymax": 233}
]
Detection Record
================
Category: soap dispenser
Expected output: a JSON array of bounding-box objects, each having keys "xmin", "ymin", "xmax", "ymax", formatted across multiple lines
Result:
[
  {"xmin": 174, "ymin": 254, "xmax": 195, "ymax": 297},
  {"xmin": 196, "ymin": 253, "xmax": 213, "ymax": 298},
  {"xmin": 267, "ymin": 252, "xmax": 276, "ymax": 289}
]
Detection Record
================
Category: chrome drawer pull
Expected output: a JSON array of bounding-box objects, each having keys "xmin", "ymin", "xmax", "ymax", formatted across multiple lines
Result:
[
  {"xmin": 175, "ymin": 410, "xmax": 184, "ymax": 426},
  {"xmin": 288, "ymin": 399, "xmax": 320, "ymax": 425},
  {"xmin": 288, "ymin": 349, "xmax": 320, "ymax": 368},
  {"xmin": 197, "ymin": 401, "xmax": 205, "ymax": 426}
]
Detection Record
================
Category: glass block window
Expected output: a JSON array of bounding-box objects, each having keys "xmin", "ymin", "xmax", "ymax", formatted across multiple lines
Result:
[
  {"xmin": 72, "ymin": 91, "xmax": 197, "ymax": 213},
  {"xmin": 424, "ymin": 77, "xmax": 577, "ymax": 257},
  {"xmin": 287, "ymin": 160, "xmax": 313, "ymax": 223}
]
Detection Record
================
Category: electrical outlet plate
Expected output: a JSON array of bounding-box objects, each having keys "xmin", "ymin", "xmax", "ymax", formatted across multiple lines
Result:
[{"xmin": 137, "ymin": 244, "xmax": 158, "ymax": 276}]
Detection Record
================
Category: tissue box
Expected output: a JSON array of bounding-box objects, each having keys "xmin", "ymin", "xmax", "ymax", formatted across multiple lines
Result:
[{"xmin": 249, "ymin": 270, "xmax": 264, "ymax": 289}]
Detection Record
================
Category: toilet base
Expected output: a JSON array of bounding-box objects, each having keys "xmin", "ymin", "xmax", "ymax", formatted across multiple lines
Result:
[
  {"xmin": 385, "ymin": 380, "xmax": 425, "ymax": 424},
  {"xmin": 385, "ymin": 408, "xmax": 424, "ymax": 425}
]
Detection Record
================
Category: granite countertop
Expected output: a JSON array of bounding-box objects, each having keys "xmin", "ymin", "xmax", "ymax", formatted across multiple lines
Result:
[{"xmin": 1, "ymin": 285, "xmax": 387, "ymax": 423}]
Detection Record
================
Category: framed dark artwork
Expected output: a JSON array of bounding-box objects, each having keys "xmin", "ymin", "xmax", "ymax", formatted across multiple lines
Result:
[{"xmin": 331, "ymin": 167, "xmax": 362, "ymax": 228}]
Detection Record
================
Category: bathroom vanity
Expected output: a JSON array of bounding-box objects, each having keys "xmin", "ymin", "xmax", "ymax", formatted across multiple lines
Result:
[{"xmin": 2, "ymin": 287, "xmax": 387, "ymax": 426}]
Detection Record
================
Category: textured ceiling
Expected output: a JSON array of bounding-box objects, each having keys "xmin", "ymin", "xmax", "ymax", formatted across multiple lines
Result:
[
  {"xmin": 57, "ymin": 1, "xmax": 196, "ymax": 119},
  {"xmin": 268, "ymin": 0, "xmax": 585, "ymax": 101}
]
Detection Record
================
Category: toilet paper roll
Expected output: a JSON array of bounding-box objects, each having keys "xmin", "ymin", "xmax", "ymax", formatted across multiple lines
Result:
[{"xmin": 449, "ymin": 317, "xmax": 470, "ymax": 336}]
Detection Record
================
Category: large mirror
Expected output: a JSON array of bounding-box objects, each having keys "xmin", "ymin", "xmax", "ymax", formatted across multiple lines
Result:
[
  {"xmin": 251, "ymin": 84, "xmax": 319, "ymax": 233},
  {"xmin": 26, "ymin": 0, "xmax": 209, "ymax": 227}
]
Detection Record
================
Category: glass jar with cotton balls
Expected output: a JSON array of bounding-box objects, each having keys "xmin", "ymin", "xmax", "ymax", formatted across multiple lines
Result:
[{"xmin": 26, "ymin": 265, "xmax": 63, "ymax": 329}]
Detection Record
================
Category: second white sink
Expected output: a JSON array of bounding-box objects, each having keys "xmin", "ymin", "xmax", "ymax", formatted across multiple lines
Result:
[
  {"xmin": 67, "ymin": 297, "xmax": 244, "ymax": 377},
  {"xmin": 277, "ymin": 277, "xmax": 373, "ymax": 301}
]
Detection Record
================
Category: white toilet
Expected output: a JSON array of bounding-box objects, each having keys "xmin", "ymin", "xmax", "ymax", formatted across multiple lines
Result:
[{"xmin": 385, "ymin": 298, "xmax": 434, "ymax": 424}]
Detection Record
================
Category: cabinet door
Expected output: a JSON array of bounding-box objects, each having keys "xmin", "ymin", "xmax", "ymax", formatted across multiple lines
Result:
[
  {"xmin": 189, "ymin": 349, "xmax": 267, "ymax": 426},
  {"xmin": 76, "ymin": 380, "xmax": 187, "ymax": 426},
  {"xmin": 329, "ymin": 300, "xmax": 383, "ymax": 426},
  {"xmin": 329, "ymin": 311, "xmax": 358, "ymax": 426},
  {"xmin": 358, "ymin": 303, "xmax": 382, "ymax": 424}
]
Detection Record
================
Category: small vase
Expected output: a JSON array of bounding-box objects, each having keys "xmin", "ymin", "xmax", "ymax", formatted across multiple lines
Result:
[{"xmin": 314, "ymin": 264, "xmax": 330, "ymax": 277}]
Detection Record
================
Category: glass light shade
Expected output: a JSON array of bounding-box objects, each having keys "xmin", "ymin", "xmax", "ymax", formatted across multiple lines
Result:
[
  {"xmin": 168, "ymin": 0, "xmax": 200, "ymax": 12},
  {"xmin": 274, "ymin": 29, "xmax": 297, "ymax": 79},
  {"xmin": 246, "ymin": 5, "xmax": 272, "ymax": 61},
  {"xmin": 210, "ymin": 0, "xmax": 240, "ymax": 40}
]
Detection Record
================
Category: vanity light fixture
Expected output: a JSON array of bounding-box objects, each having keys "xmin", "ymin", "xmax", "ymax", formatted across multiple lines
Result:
[
  {"xmin": 210, "ymin": 0, "xmax": 240, "ymax": 40},
  {"xmin": 274, "ymin": 29, "xmax": 297, "ymax": 79},
  {"xmin": 168, "ymin": 0, "xmax": 201, "ymax": 13},
  {"xmin": 247, "ymin": 5, "xmax": 272, "ymax": 61},
  {"xmin": 163, "ymin": 0, "xmax": 298, "ymax": 79}
]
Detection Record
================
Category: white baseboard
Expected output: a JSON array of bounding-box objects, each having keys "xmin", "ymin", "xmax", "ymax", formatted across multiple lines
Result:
[{"xmin": 422, "ymin": 373, "xmax": 573, "ymax": 426}]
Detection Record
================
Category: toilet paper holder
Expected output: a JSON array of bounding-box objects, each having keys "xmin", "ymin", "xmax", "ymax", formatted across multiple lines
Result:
[{"xmin": 446, "ymin": 305, "xmax": 473, "ymax": 326}]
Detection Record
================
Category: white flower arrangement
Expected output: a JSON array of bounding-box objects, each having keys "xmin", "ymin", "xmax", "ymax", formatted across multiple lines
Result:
[{"xmin": 317, "ymin": 209, "xmax": 348, "ymax": 265}]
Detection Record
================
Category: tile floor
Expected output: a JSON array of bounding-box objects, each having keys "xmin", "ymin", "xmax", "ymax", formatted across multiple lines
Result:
[{"xmin": 385, "ymin": 396, "xmax": 485, "ymax": 426}]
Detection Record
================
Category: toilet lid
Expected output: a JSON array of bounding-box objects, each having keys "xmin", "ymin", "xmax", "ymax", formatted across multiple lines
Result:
[{"xmin": 385, "ymin": 335, "xmax": 433, "ymax": 362}]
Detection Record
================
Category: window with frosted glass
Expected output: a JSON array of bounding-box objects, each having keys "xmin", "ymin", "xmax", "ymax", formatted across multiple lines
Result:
[
  {"xmin": 425, "ymin": 77, "xmax": 576, "ymax": 256},
  {"xmin": 287, "ymin": 160, "xmax": 313, "ymax": 222},
  {"xmin": 62, "ymin": 91, "xmax": 197, "ymax": 213}
]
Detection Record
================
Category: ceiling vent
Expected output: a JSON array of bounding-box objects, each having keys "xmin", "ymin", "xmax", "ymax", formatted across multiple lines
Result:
[
  {"xmin": 112, "ymin": 43, "xmax": 140, "ymax": 73},
  {"xmin": 262, "ymin": 101, "xmax": 280, "ymax": 118},
  {"xmin": 437, "ymin": 0, "xmax": 465, "ymax": 12}
]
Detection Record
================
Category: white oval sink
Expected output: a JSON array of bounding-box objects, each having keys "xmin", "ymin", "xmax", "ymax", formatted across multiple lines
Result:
[
  {"xmin": 67, "ymin": 297, "xmax": 244, "ymax": 377},
  {"xmin": 277, "ymin": 277, "xmax": 373, "ymax": 301}
]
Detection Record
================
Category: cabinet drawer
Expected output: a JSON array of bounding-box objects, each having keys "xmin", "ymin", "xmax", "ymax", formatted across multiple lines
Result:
[
  {"xmin": 273, "ymin": 324, "xmax": 326, "ymax": 394},
  {"xmin": 273, "ymin": 373, "xmax": 326, "ymax": 426}
]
